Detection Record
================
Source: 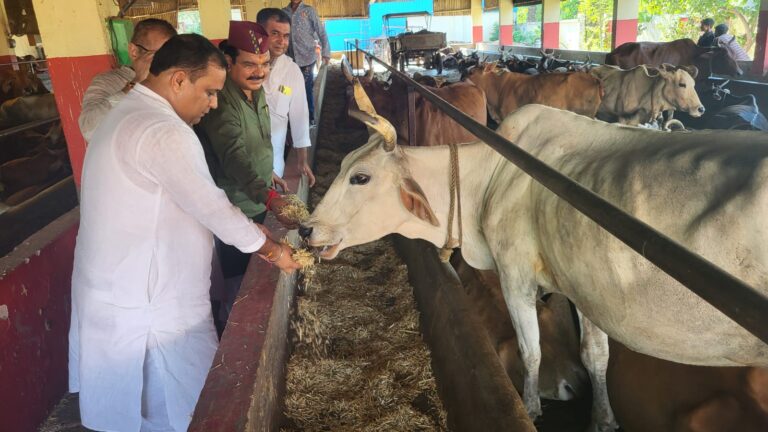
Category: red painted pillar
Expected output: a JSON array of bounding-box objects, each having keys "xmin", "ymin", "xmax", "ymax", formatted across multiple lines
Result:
[
  {"xmin": 752, "ymin": 0, "xmax": 768, "ymax": 76},
  {"xmin": 32, "ymin": 0, "xmax": 120, "ymax": 186},
  {"xmin": 612, "ymin": 0, "xmax": 639, "ymax": 48},
  {"xmin": 499, "ymin": 0, "xmax": 514, "ymax": 46},
  {"xmin": 542, "ymin": 0, "xmax": 560, "ymax": 50},
  {"xmin": 471, "ymin": 0, "xmax": 483, "ymax": 43}
]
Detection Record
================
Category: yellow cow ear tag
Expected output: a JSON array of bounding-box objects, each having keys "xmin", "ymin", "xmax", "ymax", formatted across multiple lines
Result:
[{"xmin": 278, "ymin": 84, "xmax": 292, "ymax": 96}]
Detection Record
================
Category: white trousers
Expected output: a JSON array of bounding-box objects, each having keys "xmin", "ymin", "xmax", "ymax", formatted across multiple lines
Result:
[{"xmin": 140, "ymin": 337, "xmax": 174, "ymax": 432}]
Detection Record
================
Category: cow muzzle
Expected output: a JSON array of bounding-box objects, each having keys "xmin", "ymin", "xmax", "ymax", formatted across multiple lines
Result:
[{"xmin": 298, "ymin": 225, "xmax": 313, "ymax": 239}]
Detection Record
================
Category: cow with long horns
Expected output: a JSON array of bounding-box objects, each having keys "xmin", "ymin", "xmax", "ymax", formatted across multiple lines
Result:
[
  {"xmin": 341, "ymin": 58, "xmax": 487, "ymax": 146},
  {"xmin": 300, "ymin": 81, "xmax": 768, "ymax": 431}
]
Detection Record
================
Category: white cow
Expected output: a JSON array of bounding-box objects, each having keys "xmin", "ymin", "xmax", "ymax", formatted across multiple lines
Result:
[
  {"xmin": 590, "ymin": 64, "xmax": 705, "ymax": 126},
  {"xmin": 302, "ymin": 83, "xmax": 768, "ymax": 431}
]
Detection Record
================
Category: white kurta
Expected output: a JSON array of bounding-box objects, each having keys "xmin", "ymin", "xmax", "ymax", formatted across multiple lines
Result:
[
  {"xmin": 70, "ymin": 84, "xmax": 266, "ymax": 432},
  {"xmin": 263, "ymin": 54, "xmax": 311, "ymax": 177},
  {"xmin": 78, "ymin": 66, "xmax": 135, "ymax": 142}
]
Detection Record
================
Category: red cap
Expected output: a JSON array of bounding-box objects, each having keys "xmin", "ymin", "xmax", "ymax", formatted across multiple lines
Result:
[{"xmin": 227, "ymin": 20, "xmax": 270, "ymax": 54}]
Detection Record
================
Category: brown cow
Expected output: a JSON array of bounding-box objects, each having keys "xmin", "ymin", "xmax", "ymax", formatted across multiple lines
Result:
[
  {"xmin": 341, "ymin": 59, "xmax": 487, "ymax": 146},
  {"xmin": 452, "ymin": 255, "xmax": 589, "ymax": 401},
  {"xmin": 0, "ymin": 67, "xmax": 48, "ymax": 105},
  {"xmin": 605, "ymin": 38, "xmax": 743, "ymax": 80},
  {"xmin": 608, "ymin": 341, "xmax": 768, "ymax": 432},
  {"xmin": 466, "ymin": 63, "xmax": 602, "ymax": 122}
]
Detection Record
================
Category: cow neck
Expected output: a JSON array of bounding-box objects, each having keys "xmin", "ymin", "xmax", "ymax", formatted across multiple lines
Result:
[{"xmin": 439, "ymin": 143, "xmax": 463, "ymax": 262}]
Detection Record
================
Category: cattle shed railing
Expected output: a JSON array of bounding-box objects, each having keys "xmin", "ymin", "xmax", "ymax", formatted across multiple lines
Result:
[{"xmin": 347, "ymin": 41, "xmax": 768, "ymax": 346}]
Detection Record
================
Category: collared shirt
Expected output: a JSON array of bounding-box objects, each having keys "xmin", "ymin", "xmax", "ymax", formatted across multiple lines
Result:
[
  {"xmin": 78, "ymin": 65, "xmax": 135, "ymax": 141},
  {"xmin": 283, "ymin": 2, "xmax": 331, "ymax": 67},
  {"xmin": 263, "ymin": 54, "xmax": 311, "ymax": 177},
  {"xmin": 717, "ymin": 34, "xmax": 751, "ymax": 61},
  {"xmin": 72, "ymin": 83, "xmax": 265, "ymax": 432},
  {"xmin": 195, "ymin": 77, "xmax": 274, "ymax": 217}
]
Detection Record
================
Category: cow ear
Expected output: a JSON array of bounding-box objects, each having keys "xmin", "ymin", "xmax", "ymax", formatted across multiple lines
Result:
[
  {"xmin": 682, "ymin": 65, "xmax": 699, "ymax": 79},
  {"xmin": 399, "ymin": 177, "xmax": 439, "ymax": 226}
]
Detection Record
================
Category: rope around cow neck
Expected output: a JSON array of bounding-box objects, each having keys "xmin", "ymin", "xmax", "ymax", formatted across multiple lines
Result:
[{"xmin": 439, "ymin": 143, "xmax": 463, "ymax": 262}]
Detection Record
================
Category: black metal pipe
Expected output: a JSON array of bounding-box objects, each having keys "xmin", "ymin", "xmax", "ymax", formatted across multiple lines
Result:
[
  {"xmin": 356, "ymin": 46, "xmax": 768, "ymax": 346},
  {"xmin": 0, "ymin": 117, "xmax": 59, "ymax": 139}
]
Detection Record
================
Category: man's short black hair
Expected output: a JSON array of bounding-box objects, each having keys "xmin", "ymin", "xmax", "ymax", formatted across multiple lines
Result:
[
  {"xmin": 256, "ymin": 8, "xmax": 291, "ymax": 27},
  {"xmin": 131, "ymin": 18, "xmax": 177, "ymax": 44},
  {"xmin": 715, "ymin": 23, "xmax": 729, "ymax": 37},
  {"xmin": 702, "ymin": 18, "xmax": 715, "ymax": 27},
  {"xmin": 218, "ymin": 39, "xmax": 239, "ymax": 63},
  {"xmin": 149, "ymin": 34, "xmax": 227, "ymax": 81}
]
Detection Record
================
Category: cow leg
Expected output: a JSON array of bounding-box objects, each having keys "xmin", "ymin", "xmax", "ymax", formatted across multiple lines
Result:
[
  {"xmin": 578, "ymin": 311, "xmax": 618, "ymax": 432},
  {"xmin": 499, "ymin": 273, "xmax": 542, "ymax": 419}
]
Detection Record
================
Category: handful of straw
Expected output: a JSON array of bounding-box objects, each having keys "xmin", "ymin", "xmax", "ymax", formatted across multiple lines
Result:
[{"xmin": 280, "ymin": 194, "xmax": 310, "ymax": 223}]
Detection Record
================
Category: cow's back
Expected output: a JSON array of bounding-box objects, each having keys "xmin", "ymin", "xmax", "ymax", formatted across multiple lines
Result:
[
  {"xmin": 493, "ymin": 104, "xmax": 768, "ymax": 367},
  {"xmin": 498, "ymin": 72, "xmax": 601, "ymax": 118},
  {"xmin": 606, "ymin": 39, "xmax": 698, "ymax": 69},
  {"xmin": 413, "ymin": 81, "xmax": 486, "ymax": 146}
]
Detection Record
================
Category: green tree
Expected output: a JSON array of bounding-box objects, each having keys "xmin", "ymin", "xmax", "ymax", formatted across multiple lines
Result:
[
  {"xmin": 638, "ymin": 0, "xmax": 758, "ymax": 54},
  {"xmin": 580, "ymin": 0, "xmax": 614, "ymax": 51},
  {"xmin": 561, "ymin": 0, "xmax": 580, "ymax": 20},
  {"xmin": 490, "ymin": 22, "xmax": 500, "ymax": 42}
]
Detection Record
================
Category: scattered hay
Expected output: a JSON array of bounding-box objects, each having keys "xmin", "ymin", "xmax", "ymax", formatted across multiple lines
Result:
[
  {"xmin": 280, "ymin": 194, "xmax": 310, "ymax": 223},
  {"xmin": 282, "ymin": 113, "xmax": 447, "ymax": 431},
  {"xmin": 292, "ymin": 247, "xmax": 317, "ymax": 291}
]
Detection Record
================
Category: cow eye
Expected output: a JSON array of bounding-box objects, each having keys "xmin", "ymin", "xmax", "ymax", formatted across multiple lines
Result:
[
  {"xmin": 679, "ymin": 83, "xmax": 687, "ymax": 88},
  {"xmin": 350, "ymin": 173, "xmax": 370, "ymax": 185}
]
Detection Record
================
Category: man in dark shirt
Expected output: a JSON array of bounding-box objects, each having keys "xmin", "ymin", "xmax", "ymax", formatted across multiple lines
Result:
[{"xmin": 697, "ymin": 18, "xmax": 715, "ymax": 47}]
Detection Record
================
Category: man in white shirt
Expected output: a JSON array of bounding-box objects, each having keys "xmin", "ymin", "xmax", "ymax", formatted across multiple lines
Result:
[
  {"xmin": 258, "ymin": 8, "xmax": 316, "ymax": 188},
  {"xmin": 78, "ymin": 19, "xmax": 177, "ymax": 141},
  {"xmin": 70, "ymin": 34, "xmax": 300, "ymax": 432}
]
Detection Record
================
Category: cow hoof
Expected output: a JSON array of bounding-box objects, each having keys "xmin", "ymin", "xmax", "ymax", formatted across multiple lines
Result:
[
  {"xmin": 586, "ymin": 419, "xmax": 619, "ymax": 432},
  {"xmin": 524, "ymin": 397, "xmax": 542, "ymax": 420}
]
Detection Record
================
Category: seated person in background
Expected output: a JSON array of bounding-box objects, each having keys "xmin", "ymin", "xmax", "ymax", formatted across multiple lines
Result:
[
  {"xmin": 715, "ymin": 24, "xmax": 751, "ymax": 61},
  {"xmin": 78, "ymin": 18, "xmax": 176, "ymax": 141},
  {"xmin": 697, "ymin": 18, "xmax": 716, "ymax": 47}
]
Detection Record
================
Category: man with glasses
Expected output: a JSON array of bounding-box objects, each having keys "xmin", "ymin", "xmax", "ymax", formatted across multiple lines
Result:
[
  {"xmin": 79, "ymin": 18, "xmax": 176, "ymax": 141},
  {"xmin": 257, "ymin": 8, "xmax": 316, "ymax": 190},
  {"xmin": 195, "ymin": 21, "xmax": 298, "ymax": 327}
]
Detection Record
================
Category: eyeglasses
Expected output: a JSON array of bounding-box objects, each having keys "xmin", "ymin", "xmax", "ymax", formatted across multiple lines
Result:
[{"xmin": 134, "ymin": 43, "xmax": 157, "ymax": 55}]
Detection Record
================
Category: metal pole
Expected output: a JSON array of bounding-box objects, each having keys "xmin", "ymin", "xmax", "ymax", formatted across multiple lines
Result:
[
  {"xmin": 358, "ymin": 48, "xmax": 768, "ymax": 346},
  {"xmin": 0, "ymin": 117, "xmax": 60, "ymax": 139}
]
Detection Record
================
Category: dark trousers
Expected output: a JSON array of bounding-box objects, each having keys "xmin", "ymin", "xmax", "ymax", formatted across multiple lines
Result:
[
  {"xmin": 300, "ymin": 63, "xmax": 315, "ymax": 122},
  {"xmin": 217, "ymin": 211, "xmax": 267, "ymax": 278},
  {"xmin": 212, "ymin": 211, "xmax": 267, "ymax": 336}
]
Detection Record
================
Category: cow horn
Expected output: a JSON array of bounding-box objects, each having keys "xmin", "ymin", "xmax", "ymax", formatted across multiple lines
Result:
[
  {"xmin": 341, "ymin": 57, "xmax": 354, "ymax": 83},
  {"xmin": 351, "ymin": 78, "xmax": 376, "ymax": 115},
  {"xmin": 660, "ymin": 63, "xmax": 676, "ymax": 72},
  {"xmin": 350, "ymin": 79, "xmax": 397, "ymax": 151},
  {"xmin": 641, "ymin": 65, "xmax": 659, "ymax": 77}
]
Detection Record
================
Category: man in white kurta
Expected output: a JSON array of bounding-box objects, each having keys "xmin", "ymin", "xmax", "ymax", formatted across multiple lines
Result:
[
  {"xmin": 258, "ymin": 8, "xmax": 316, "ymax": 188},
  {"xmin": 78, "ymin": 19, "xmax": 176, "ymax": 142},
  {"xmin": 70, "ymin": 34, "xmax": 299, "ymax": 432}
]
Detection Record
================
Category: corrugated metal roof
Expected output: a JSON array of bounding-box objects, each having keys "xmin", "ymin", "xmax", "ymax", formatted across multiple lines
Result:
[
  {"xmin": 302, "ymin": 0, "xmax": 368, "ymax": 18},
  {"xmin": 434, "ymin": 0, "xmax": 470, "ymax": 16}
]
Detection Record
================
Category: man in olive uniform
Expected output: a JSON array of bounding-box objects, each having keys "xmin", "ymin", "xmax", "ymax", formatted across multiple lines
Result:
[{"xmin": 195, "ymin": 21, "xmax": 296, "ymax": 323}]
